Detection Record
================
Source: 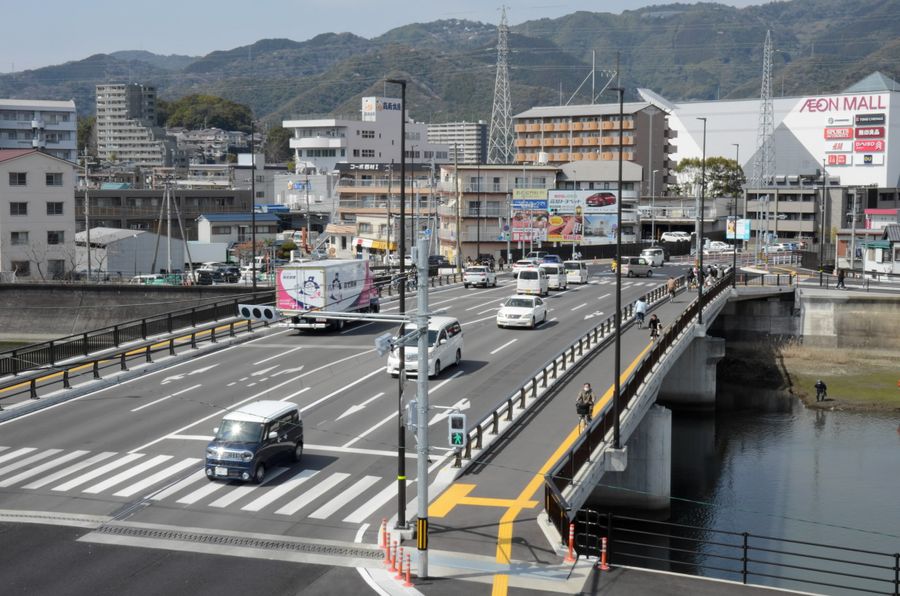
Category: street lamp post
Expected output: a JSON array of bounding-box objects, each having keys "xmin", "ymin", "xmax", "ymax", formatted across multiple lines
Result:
[
  {"xmin": 250, "ymin": 120, "xmax": 257, "ymax": 291},
  {"xmin": 650, "ymin": 169, "xmax": 659, "ymax": 243},
  {"xmin": 611, "ymin": 86, "xmax": 624, "ymax": 450},
  {"xmin": 386, "ymin": 78, "xmax": 408, "ymax": 532},
  {"xmin": 731, "ymin": 143, "xmax": 739, "ymax": 287},
  {"xmin": 697, "ymin": 117, "xmax": 707, "ymax": 324},
  {"xmin": 819, "ymin": 160, "xmax": 827, "ymax": 271},
  {"xmin": 475, "ymin": 161, "xmax": 481, "ymax": 261}
]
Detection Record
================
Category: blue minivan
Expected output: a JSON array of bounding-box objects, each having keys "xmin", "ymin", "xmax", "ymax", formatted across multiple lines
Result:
[{"xmin": 205, "ymin": 401, "xmax": 303, "ymax": 484}]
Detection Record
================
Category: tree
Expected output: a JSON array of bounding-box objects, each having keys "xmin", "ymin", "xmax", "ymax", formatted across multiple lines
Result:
[
  {"xmin": 264, "ymin": 126, "xmax": 293, "ymax": 162},
  {"xmin": 672, "ymin": 157, "xmax": 745, "ymax": 197},
  {"xmin": 77, "ymin": 116, "xmax": 96, "ymax": 156},
  {"xmin": 161, "ymin": 95, "xmax": 252, "ymax": 132}
]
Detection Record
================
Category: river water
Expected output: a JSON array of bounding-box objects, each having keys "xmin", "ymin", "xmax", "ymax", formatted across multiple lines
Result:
[{"xmin": 667, "ymin": 398, "xmax": 900, "ymax": 593}]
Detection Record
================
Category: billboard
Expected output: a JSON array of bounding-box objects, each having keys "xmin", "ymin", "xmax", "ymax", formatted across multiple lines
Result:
[
  {"xmin": 727, "ymin": 218, "xmax": 751, "ymax": 241},
  {"xmin": 510, "ymin": 195, "xmax": 548, "ymax": 243},
  {"xmin": 546, "ymin": 190, "xmax": 621, "ymax": 244}
]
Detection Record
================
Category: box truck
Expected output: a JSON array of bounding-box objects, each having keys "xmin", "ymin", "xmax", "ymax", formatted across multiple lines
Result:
[{"xmin": 276, "ymin": 259, "xmax": 380, "ymax": 331}]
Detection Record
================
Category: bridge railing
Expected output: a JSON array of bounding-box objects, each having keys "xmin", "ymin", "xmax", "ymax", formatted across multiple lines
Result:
[
  {"xmin": 452, "ymin": 276, "xmax": 685, "ymax": 469},
  {"xmin": 735, "ymin": 271, "xmax": 797, "ymax": 287},
  {"xmin": 0, "ymin": 290, "xmax": 274, "ymax": 377},
  {"xmin": 544, "ymin": 272, "xmax": 734, "ymax": 536}
]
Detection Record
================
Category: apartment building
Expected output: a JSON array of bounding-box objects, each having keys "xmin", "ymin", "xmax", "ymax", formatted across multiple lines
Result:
[
  {"xmin": 96, "ymin": 83, "xmax": 174, "ymax": 167},
  {"xmin": 0, "ymin": 99, "xmax": 78, "ymax": 162},
  {"xmin": 426, "ymin": 121, "xmax": 487, "ymax": 164},
  {"xmin": 513, "ymin": 102, "xmax": 674, "ymax": 198},
  {"xmin": 0, "ymin": 149, "xmax": 77, "ymax": 279}
]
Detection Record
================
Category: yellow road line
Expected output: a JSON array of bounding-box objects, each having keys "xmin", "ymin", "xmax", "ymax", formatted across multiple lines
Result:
[
  {"xmin": 0, "ymin": 319, "xmax": 251, "ymax": 396},
  {"xmin": 429, "ymin": 483, "xmax": 475, "ymax": 517},
  {"xmin": 489, "ymin": 341, "xmax": 653, "ymax": 595}
]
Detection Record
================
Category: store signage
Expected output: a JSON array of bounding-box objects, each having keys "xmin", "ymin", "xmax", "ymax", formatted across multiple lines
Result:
[
  {"xmin": 827, "ymin": 154, "xmax": 853, "ymax": 166},
  {"xmin": 855, "ymin": 113, "xmax": 885, "ymax": 125},
  {"xmin": 854, "ymin": 139, "xmax": 885, "ymax": 153},
  {"xmin": 825, "ymin": 142, "xmax": 851, "ymax": 153},
  {"xmin": 855, "ymin": 126, "xmax": 884, "ymax": 138},
  {"xmin": 862, "ymin": 154, "xmax": 885, "ymax": 165},
  {"xmin": 824, "ymin": 127, "xmax": 853, "ymax": 139},
  {"xmin": 800, "ymin": 94, "xmax": 887, "ymax": 113}
]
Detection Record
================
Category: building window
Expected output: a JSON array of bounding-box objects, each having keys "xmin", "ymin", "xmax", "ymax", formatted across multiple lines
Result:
[
  {"xmin": 361, "ymin": 130, "xmax": 375, "ymax": 139},
  {"xmin": 360, "ymin": 149, "xmax": 375, "ymax": 158},
  {"xmin": 10, "ymin": 261, "xmax": 30, "ymax": 277},
  {"xmin": 45, "ymin": 173, "xmax": 63, "ymax": 186},
  {"xmin": 358, "ymin": 222, "xmax": 373, "ymax": 233},
  {"xmin": 352, "ymin": 149, "xmax": 360, "ymax": 157},
  {"xmin": 48, "ymin": 259, "xmax": 66, "ymax": 279},
  {"xmin": 211, "ymin": 225, "xmax": 231, "ymax": 234},
  {"xmin": 47, "ymin": 202, "xmax": 64, "ymax": 215},
  {"xmin": 10, "ymin": 232, "xmax": 29, "ymax": 245},
  {"xmin": 8, "ymin": 172, "xmax": 26, "ymax": 186},
  {"xmin": 10, "ymin": 202, "xmax": 27, "ymax": 216},
  {"xmin": 256, "ymin": 191, "xmax": 265, "ymax": 198},
  {"xmin": 47, "ymin": 231, "xmax": 65, "ymax": 245}
]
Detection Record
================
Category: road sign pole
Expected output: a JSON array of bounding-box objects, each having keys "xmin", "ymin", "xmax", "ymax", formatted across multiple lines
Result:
[{"xmin": 415, "ymin": 235, "xmax": 430, "ymax": 578}]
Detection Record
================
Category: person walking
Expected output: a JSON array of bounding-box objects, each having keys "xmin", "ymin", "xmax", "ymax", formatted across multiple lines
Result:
[
  {"xmin": 666, "ymin": 276, "xmax": 677, "ymax": 302},
  {"xmin": 634, "ymin": 297, "xmax": 648, "ymax": 328},
  {"xmin": 836, "ymin": 268, "xmax": 846, "ymax": 289},
  {"xmin": 687, "ymin": 267, "xmax": 696, "ymax": 289},
  {"xmin": 814, "ymin": 379, "xmax": 827, "ymax": 402},
  {"xmin": 648, "ymin": 313, "xmax": 662, "ymax": 340},
  {"xmin": 576, "ymin": 383, "xmax": 596, "ymax": 428}
]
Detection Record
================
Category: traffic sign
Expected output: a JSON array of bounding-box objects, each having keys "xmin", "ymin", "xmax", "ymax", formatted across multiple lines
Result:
[{"xmin": 448, "ymin": 413, "xmax": 466, "ymax": 448}]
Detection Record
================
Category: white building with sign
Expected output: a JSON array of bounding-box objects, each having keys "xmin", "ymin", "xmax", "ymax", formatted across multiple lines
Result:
[{"xmin": 282, "ymin": 97, "xmax": 450, "ymax": 175}]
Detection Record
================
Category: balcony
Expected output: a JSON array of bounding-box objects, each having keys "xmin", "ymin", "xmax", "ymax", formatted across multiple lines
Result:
[
  {"xmin": 554, "ymin": 123, "xmax": 569, "ymax": 132},
  {"xmin": 586, "ymin": 122, "xmax": 599, "ymax": 130},
  {"xmin": 572, "ymin": 122, "xmax": 584, "ymax": 131},
  {"xmin": 526, "ymin": 124, "xmax": 540, "ymax": 132},
  {"xmin": 514, "ymin": 124, "xmax": 527, "ymax": 133},
  {"xmin": 515, "ymin": 139, "xmax": 527, "ymax": 147},
  {"xmin": 572, "ymin": 138, "xmax": 584, "ymax": 146},
  {"xmin": 31, "ymin": 119, "xmax": 45, "ymax": 129},
  {"xmin": 542, "ymin": 123, "xmax": 554, "ymax": 132}
]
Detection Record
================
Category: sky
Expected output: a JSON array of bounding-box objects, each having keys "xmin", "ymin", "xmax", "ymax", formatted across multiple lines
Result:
[{"xmin": 3, "ymin": 0, "xmax": 769, "ymax": 72}]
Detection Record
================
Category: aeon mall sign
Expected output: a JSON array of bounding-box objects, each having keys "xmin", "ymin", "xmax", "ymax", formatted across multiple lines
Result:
[{"xmin": 799, "ymin": 94, "xmax": 888, "ymax": 113}]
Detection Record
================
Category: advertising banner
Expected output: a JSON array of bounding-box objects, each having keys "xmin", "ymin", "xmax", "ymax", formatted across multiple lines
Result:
[
  {"xmin": 510, "ymin": 195, "xmax": 548, "ymax": 243},
  {"xmin": 727, "ymin": 218, "xmax": 752, "ymax": 241}
]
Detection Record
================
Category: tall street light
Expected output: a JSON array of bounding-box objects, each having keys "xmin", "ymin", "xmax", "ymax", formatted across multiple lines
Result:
[
  {"xmin": 731, "ymin": 143, "xmax": 739, "ymax": 287},
  {"xmin": 386, "ymin": 78, "xmax": 408, "ymax": 531},
  {"xmin": 650, "ymin": 169, "xmax": 659, "ymax": 243},
  {"xmin": 610, "ymin": 86, "xmax": 624, "ymax": 450},
  {"xmin": 697, "ymin": 117, "xmax": 707, "ymax": 324},
  {"xmin": 250, "ymin": 119, "xmax": 257, "ymax": 291}
]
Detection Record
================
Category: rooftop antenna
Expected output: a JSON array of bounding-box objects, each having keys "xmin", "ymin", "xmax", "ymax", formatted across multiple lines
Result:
[{"xmin": 487, "ymin": 5, "xmax": 513, "ymax": 164}]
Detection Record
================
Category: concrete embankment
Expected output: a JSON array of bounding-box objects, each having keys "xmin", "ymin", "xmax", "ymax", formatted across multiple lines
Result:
[{"xmin": 0, "ymin": 283, "xmax": 271, "ymax": 343}]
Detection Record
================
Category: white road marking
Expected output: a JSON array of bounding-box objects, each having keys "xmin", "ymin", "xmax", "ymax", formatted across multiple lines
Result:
[
  {"xmin": 584, "ymin": 311, "xmax": 605, "ymax": 320},
  {"xmin": 597, "ymin": 293, "xmax": 611, "ymax": 300},
  {"xmin": 343, "ymin": 479, "xmax": 409, "ymax": 525},
  {"xmin": 461, "ymin": 313, "xmax": 501, "ymax": 326},
  {"xmin": 273, "ymin": 365, "xmax": 305, "ymax": 376},
  {"xmin": 176, "ymin": 478, "xmax": 226, "ymax": 504},
  {"xmin": 166, "ymin": 434, "xmax": 213, "ymax": 441},
  {"xmin": 477, "ymin": 307, "xmax": 500, "ymax": 315},
  {"xmin": 226, "ymin": 382, "xmax": 236, "ymax": 387},
  {"xmin": 253, "ymin": 346, "xmax": 303, "ymax": 365},
  {"xmin": 113, "ymin": 458, "xmax": 201, "ymax": 498},
  {"xmin": 299, "ymin": 367, "xmax": 385, "ymax": 414},
  {"xmin": 551, "ymin": 317, "xmax": 558, "ymax": 322},
  {"xmin": 131, "ymin": 384, "xmax": 202, "ymax": 413},
  {"xmin": 23, "ymin": 452, "xmax": 116, "ymax": 489},
  {"xmin": 0, "ymin": 448, "xmax": 60, "ymax": 477},
  {"xmin": 340, "ymin": 322, "xmax": 373, "ymax": 334},
  {"xmin": 247, "ymin": 382, "xmax": 257, "ymax": 387},
  {"xmin": 251, "ymin": 365, "xmax": 279, "ymax": 377},
  {"xmin": 208, "ymin": 466, "xmax": 289, "ymax": 508},
  {"xmin": 241, "ymin": 468, "xmax": 319, "ymax": 512},
  {"xmin": 489, "ymin": 338, "xmax": 518, "ymax": 355},
  {"xmin": 306, "ymin": 444, "xmax": 417, "ymax": 459},
  {"xmin": 0, "ymin": 450, "xmax": 88, "ymax": 488},
  {"xmin": 52, "ymin": 453, "xmax": 144, "ymax": 491},
  {"xmin": 430, "ymin": 370, "xmax": 464, "ymax": 394},
  {"xmin": 354, "ymin": 522, "xmax": 369, "ymax": 544},
  {"xmin": 161, "ymin": 363, "xmax": 221, "ymax": 385},
  {"xmin": 337, "ymin": 392, "xmax": 385, "ymax": 421},
  {"xmin": 275, "ymin": 473, "xmax": 350, "ymax": 516},
  {"xmin": 149, "ymin": 470, "xmax": 206, "ymax": 501},
  {"xmin": 279, "ymin": 386, "xmax": 311, "ymax": 402},
  {"xmin": 342, "ymin": 412, "xmax": 395, "ymax": 449},
  {"xmin": 308, "ymin": 475, "xmax": 380, "ymax": 519},
  {"xmin": 465, "ymin": 297, "xmax": 504, "ymax": 311},
  {"xmin": 428, "ymin": 397, "xmax": 471, "ymax": 427},
  {"xmin": 571, "ymin": 303, "xmax": 588, "ymax": 311},
  {"xmin": 83, "ymin": 454, "xmax": 173, "ymax": 494},
  {"xmin": 0, "ymin": 447, "xmax": 37, "ymax": 466}
]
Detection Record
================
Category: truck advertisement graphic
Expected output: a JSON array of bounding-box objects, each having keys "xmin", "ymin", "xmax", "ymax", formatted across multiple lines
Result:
[{"xmin": 276, "ymin": 260, "xmax": 379, "ymax": 330}]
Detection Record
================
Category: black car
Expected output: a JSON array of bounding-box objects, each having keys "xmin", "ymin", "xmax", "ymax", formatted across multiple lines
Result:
[
  {"xmin": 221, "ymin": 266, "xmax": 241, "ymax": 283},
  {"xmin": 428, "ymin": 255, "xmax": 450, "ymax": 268},
  {"xmin": 195, "ymin": 270, "xmax": 214, "ymax": 285}
]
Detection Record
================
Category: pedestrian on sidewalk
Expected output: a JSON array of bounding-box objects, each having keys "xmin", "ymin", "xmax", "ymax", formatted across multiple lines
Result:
[
  {"xmin": 836, "ymin": 268, "xmax": 846, "ymax": 289},
  {"xmin": 687, "ymin": 267, "xmax": 696, "ymax": 289},
  {"xmin": 815, "ymin": 379, "xmax": 828, "ymax": 402},
  {"xmin": 666, "ymin": 276, "xmax": 677, "ymax": 302}
]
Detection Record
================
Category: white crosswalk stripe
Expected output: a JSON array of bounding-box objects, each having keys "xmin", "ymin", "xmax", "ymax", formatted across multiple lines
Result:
[
  {"xmin": 149, "ymin": 470, "xmax": 206, "ymax": 501},
  {"xmin": 23, "ymin": 452, "xmax": 117, "ymax": 489},
  {"xmin": 241, "ymin": 468, "xmax": 319, "ymax": 512},
  {"xmin": 0, "ymin": 447, "xmax": 37, "ymax": 466},
  {"xmin": 52, "ymin": 453, "xmax": 144, "ymax": 492},
  {"xmin": 0, "ymin": 448, "xmax": 61, "ymax": 478},
  {"xmin": 0, "ymin": 450, "xmax": 89, "ymax": 488},
  {"xmin": 275, "ymin": 472, "xmax": 349, "ymax": 516},
  {"xmin": 114, "ymin": 458, "xmax": 201, "ymax": 498},
  {"xmin": 342, "ymin": 479, "xmax": 408, "ymax": 524},
  {"xmin": 308, "ymin": 475, "xmax": 379, "ymax": 520},
  {"xmin": 208, "ymin": 467, "xmax": 289, "ymax": 508},
  {"xmin": 83, "ymin": 454, "xmax": 173, "ymax": 494},
  {"xmin": 176, "ymin": 478, "xmax": 227, "ymax": 504}
]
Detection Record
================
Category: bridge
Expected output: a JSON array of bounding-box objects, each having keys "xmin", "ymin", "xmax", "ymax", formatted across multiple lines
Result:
[{"xmin": 0, "ymin": 265, "xmax": 878, "ymax": 595}]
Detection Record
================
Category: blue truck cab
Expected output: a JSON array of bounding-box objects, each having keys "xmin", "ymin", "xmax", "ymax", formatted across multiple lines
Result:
[{"xmin": 205, "ymin": 400, "xmax": 303, "ymax": 484}]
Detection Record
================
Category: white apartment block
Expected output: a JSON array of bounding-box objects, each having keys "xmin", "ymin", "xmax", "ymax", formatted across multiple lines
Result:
[
  {"xmin": 426, "ymin": 121, "xmax": 487, "ymax": 164},
  {"xmin": 0, "ymin": 99, "xmax": 77, "ymax": 162},
  {"xmin": 96, "ymin": 83, "xmax": 173, "ymax": 167},
  {"xmin": 283, "ymin": 96, "xmax": 450, "ymax": 174},
  {"xmin": 0, "ymin": 149, "xmax": 77, "ymax": 280}
]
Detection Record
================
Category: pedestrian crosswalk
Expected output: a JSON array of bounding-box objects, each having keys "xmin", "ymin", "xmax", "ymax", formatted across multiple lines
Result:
[{"xmin": 0, "ymin": 445, "xmax": 403, "ymax": 525}]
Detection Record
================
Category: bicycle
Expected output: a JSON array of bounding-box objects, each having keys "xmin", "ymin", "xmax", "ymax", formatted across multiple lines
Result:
[{"xmin": 576, "ymin": 401, "xmax": 592, "ymax": 431}]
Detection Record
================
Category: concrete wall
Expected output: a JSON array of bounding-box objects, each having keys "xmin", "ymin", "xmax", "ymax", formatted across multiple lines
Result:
[
  {"xmin": 657, "ymin": 335, "xmax": 725, "ymax": 409},
  {"xmin": 711, "ymin": 291, "xmax": 798, "ymax": 339},
  {"xmin": 0, "ymin": 284, "xmax": 270, "ymax": 342},
  {"xmin": 799, "ymin": 288, "xmax": 900, "ymax": 349}
]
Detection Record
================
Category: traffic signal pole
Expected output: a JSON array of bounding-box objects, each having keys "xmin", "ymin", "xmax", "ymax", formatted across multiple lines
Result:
[{"xmin": 415, "ymin": 235, "xmax": 430, "ymax": 577}]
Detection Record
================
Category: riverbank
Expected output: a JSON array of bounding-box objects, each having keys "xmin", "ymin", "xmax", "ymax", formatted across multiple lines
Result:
[{"xmin": 778, "ymin": 341, "xmax": 900, "ymax": 412}]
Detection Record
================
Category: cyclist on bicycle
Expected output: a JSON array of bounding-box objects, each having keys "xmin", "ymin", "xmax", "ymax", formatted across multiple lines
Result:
[
  {"xmin": 634, "ymin": 297, "xmax": 648, "ymax": 328},
  {"xmin": 666, "ymin": 276, "xmax": 677, "ymax": 302},
  {"xmin": 576, "ymin": 383, "xmax": 595, "ymax": 425},
  {"xmin": 648, "ymin": 314, "xmax": 662, "ymax": 340}
]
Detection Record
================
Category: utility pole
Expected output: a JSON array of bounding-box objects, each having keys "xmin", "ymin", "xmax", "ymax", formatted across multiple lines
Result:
[
  {"xmin": 305, "ymin": 173, "xmax": 311, "ymax": 255},
  {"xmin": 414, "ymin": 234, "xmax": 431, "ymax": 578},
  {"xmin": 819, "ymin": 160, "xmax": 827, "ymax": 271},
  {"xmin": 250, "ymin": 120, "xmax": 257, "ymax": 291},
  {"xmin": 849, "ymin": 187, "xmax": 859, "ymax": 271},
  {"xmin": 476, "ymin": 161, "xmax": 481, "ymax": 260},
  {"xmin": 697, "ymin": 117, "xmax": 707, "ymax": 324},
  {"xmin": 650, "ymin": 169, "xmax": 659, "ymax": 243},
  {"xmin": 82, "ymin": 147, "xmax": 91, "ymax": 280},
  {"xmin": 612, "ymin": 83, "xmax": 624, "ymax": 450},
  {"xmin": 454, "ymin": 144, "xmax": 462, "ymax": 273},
  {"xmin": 506, "ymin": 189, "xmax": 512, "ymax": 265},
  {"xmin": 386, "ymin": 162, "xmax": 393, "ymax": 268}
]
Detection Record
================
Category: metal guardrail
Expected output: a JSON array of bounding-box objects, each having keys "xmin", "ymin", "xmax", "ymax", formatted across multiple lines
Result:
[
  {"xmin": 574, "ymin": 510, "xmax": 900, "ymax": 595},
  {"xmin": 452, "ymin": 276, "xmax": 683, "ymax": 468},
  {"xmin": 735, "ymin": 272, "xmax": 797, "ymax": 287},
  {"xmin": 0, "ymin": 290, "xmax": 274, "ymax": 377},
  {"xmin": 544, "ymin": 272, "xmax": 734, "ymax": 535}
]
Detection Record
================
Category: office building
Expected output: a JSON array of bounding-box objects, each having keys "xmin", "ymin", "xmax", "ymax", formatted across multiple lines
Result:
[
  {"xmin": 95, "ymin": 83, "xmax": 174, "ymax": 167},
  {"xmin": 426, "ymin": 121, "xmax": 487, "ymax": 164}
]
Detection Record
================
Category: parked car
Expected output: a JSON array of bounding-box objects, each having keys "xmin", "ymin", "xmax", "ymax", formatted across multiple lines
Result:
[
  {"xmin": 464, "ymin": 266, "xmax": 497, "ymax": 288},
  {"xmin": 660, "ymin": 231, "xmax": 691, "ymax": 242},
  {"xmin": 496, "ymin": 295, "xmax": 548, "ymax": 329},
  {"xmin": 539, "ymin": 263, "xmax": 568, "ymax": 290},
  {"xmin": 563, "ymin": 260, "xmax": 589, "ymax": 284},
  {"xmin": 205, "ymin": 401, "xmax": 303, "ymax": 484},
  {"xmin": 585, "ymin": 192, "xmax": 616, "ymax": 207},
  {"xmin": 387, "ymin": 316, "xmax": 463, "ymax": 378},
  {"xmin": 620, "ymin": 256, "xmax": 653, "ymax": 277}
]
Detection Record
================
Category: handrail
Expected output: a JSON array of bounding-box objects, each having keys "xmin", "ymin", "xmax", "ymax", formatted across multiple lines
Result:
[
  {"xmin": 544, "ymin": 272, "xmax": 735, "ymax": 535},
  {"xmin": 452, "ymin": 275, "xmax": 685, "ymax": 468}
]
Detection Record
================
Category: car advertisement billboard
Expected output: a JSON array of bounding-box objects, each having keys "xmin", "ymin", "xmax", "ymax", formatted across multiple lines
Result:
[{"xmin": 546, "ymin": 190, "xmax": 621, "ymax": 244}]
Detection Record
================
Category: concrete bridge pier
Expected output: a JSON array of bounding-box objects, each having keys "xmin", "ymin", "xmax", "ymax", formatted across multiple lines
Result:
[
  {"xmin": 588, "ymin": 404, "xmax": 672, "ymax": 510},
  {"xmin": 657, "ymin": 335, "xmax": 725, "ymax": 408}
]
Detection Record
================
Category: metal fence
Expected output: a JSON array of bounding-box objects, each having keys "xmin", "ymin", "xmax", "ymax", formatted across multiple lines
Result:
[{"xmin": 573, "ymin": 510, "xmax": 900, "ymax": 595}]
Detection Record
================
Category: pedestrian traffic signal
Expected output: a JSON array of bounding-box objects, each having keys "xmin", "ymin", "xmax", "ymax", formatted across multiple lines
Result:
[{"xmin": 448, "ymin": 413, "xmax": 466, "ymax": 449}]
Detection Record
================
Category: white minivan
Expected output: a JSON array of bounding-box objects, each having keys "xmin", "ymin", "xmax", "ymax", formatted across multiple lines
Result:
[
  {"xmin": 563, "ymin": 260, "xmax": 589, "ymax": 284},
  {"xmin": 516, "ymin": 267, "xmax": 549, "ymax": 296},
  {"xmin": 387, "ymin": 316, "xmax": 463, "ymax": 378},
  {"xmin": 539, "ymin": 263, "xmax": 567, "ymax": 291}
]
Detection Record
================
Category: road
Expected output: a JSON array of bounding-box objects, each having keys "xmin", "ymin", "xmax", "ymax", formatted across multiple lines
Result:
[{"xmin": 0, "ymin": 264, "xmax": 684, "ymax": 593}]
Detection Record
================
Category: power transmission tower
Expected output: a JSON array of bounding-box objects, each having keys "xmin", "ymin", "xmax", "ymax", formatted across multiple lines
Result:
[
  {"xmin": 750, "ymin": 30, "xmax": 775, "ymax": 188},
  {"xmin": 487, "ymin": 5, "xmax": 513, "ymax": 164}
]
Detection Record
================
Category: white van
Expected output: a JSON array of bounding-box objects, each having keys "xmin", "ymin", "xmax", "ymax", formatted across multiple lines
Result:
[
  {"xmin": 639, "ymin": 248, "xmax": 665, "ymax": 267},
  {"xmin": 563, "ymin": 260, "xmax": 588, "ymax": 284},
  {"xmin": 516, "ymin": 267, "xmax": 549, "ymax": 296},
  {"xmin": 539, "ymin": 263, "xmax": 568, "ymax": 290},
  {"xmin": 387, "ymin": 316, "xmax": 463, "ymax": 378}
]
